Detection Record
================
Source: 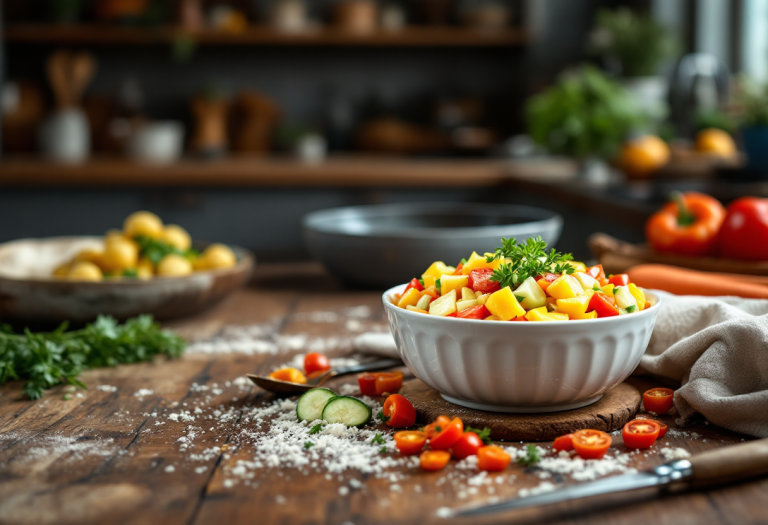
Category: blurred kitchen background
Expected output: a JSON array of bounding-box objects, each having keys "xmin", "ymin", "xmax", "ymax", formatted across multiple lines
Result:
[{"xmin": 1, "ymin": 0, "xmax": 766, "ymax": 261}]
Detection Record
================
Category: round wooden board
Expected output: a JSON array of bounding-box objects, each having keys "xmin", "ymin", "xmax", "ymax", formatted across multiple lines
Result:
[{"xmin": 400, "ymin": 380, "xmax": 640, "ymax": 442}]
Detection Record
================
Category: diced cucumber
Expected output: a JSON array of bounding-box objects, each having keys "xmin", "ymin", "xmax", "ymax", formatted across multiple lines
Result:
[
  {"xmin": 415, "ymin": 294, "xmax": 432, "ymax": 310},
  {"xmin": 321, "ymin": 396, "xmax": 372, "ymax": 427},
  {"xmin": 514, "ymin": 276, "xmax": 547, "ymax": 309},
  {"xmin": 456, "ymin": 298, "xmax": 478, "ymax": 312},
  {"xmin": 296, "ymin": 388, "xmax": 337, "ymax": 422},
  {"xmin": 574, "ymin": 272, "xmax": 599, "ymax": 290},
  {"xmin": 614, "ymin": 286, "xmax": 638, "ymax": 309}
]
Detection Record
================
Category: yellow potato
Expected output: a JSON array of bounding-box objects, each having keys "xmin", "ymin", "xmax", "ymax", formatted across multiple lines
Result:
[
  {"xmin": 198, "ymin": 243, "xmax": 236, "ymax": 270},
  {"xmin": 74, "ymin": 248, "xmax": 104, "ymax": 268},
  {"xmin": 67, "ymin": 261, "xmax": 103, "ymax": 281},
  {"xmin": 53, "ymin": 262, "xmax": 72, "ymax": 278},
  {"xmin": 102, "ymin": 237, "xmax": 139, "ymax": 272},
  {"xmin": 137, "ymin": 257, "xmax": 154, "ymax": 280},
  {"xmin": 157, "ymin": 254, "xmax": 193, "ymax": 277},
  {"xmin": 162, "ymin": 224, "xmax": 191, "ymax": 251},
  {"xmin": 123, "ymin": 211, "xmax": 164, "ymax": 239}
]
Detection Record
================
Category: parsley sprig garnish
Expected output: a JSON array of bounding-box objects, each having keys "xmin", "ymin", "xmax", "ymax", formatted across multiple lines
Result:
[
  {"xmin": 465, "ymin": 426, "xmax": 493, "ymax": 445},
  {"xmin": 371, "ymin": 433, "xmax": 386, "ymax": 445},
  {"xmin": 309, "ymin": 423, "xmax": 323, "ymax": 435},
  {"xmin": 516, "ymin": 444, "xmax": 542, "ymax": 467},
  {"xmin": 486, "ymin": 237, "xmax": 574, "ymax": 288},
  {"xmin": 0, "ymin": 315, "xmax": 185, "ymax": 399}
]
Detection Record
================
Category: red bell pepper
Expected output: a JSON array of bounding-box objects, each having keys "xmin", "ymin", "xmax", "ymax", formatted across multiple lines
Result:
[
  {"xmin": 403, "ymin": 277, "xmax": 424, "ymax": 294},
  {"xmin": 608, "ymin": 274, "xmax": 630, "ymax": 287},
  {"xmin": 468, "ymin": 268, "xmax": 501, "ymax": 294},
  {"xmin": 588, "ymin": 293, "xmax": 620, "ymax": 317},
  {"xmin": 456, "ymin": 305, "xmax": 490, "ymax": 319},
  {"xmin": 586, "ymin": 265, "xmax": 606, "ymax": 281},
  {"xmin": 453, "ymin": 263, "xmax": 465, "ymax": 275}
]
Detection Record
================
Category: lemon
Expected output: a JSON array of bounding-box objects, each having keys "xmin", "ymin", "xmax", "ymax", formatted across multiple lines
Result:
[
  {"xmin": 620, "ymin": 135, "xmax": 670, "ymax": 179},
  {"xmin": 695, "ymin": 128, "xmax": 737, "ymax": 158}
]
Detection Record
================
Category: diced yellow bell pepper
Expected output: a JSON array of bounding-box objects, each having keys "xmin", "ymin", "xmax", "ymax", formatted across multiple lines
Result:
[
  {"xmin": 397, "ymin": 288, "xmax": 422, "ymax": 308},
  {"xmin": 440, "ymin": 274, "xmax": 469, "ymax": 296},
  {"xmin": 461, "ymin": 251, "xmax": 503, "ymax": 275},
  {"xmin": 429, "ymin": 289, "xmax": 457, "ymax": 316},
  {"xmin": 628, "ymin": 283, "xmax": 646, "ymax": 311},
  {"xmin": 526, "ymin": 307, "xmax": 569, "ymax": 321},
  {"xmin": 564, "ymin": 261, "xmax": 587, "ymax": 273},
  {"xmin": 485, "ymin": 287, "xmax": 526, "ymax": 320},
  {"xmin": 555, "ymin": 294, "xmax": 591, "ymax": 317},
  {"xmin": 405, "ymin": 305, "xmax": 430, "ymax": 314},
  {"xmin": 422, "ymin": 261, "xmax": 450, "ymax": 288},
  {"xmin": 546, "ymin": 275, "xmax": 585, "ymax": 300},
  {"xmin": 601, "ymin": 283, "xmax": 615, "ymax": 296},
  {"xmin": 570, "ymin": 310, "xmax": 598, "ymax": 320}
]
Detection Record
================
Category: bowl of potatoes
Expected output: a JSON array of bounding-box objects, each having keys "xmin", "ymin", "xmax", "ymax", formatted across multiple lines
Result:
[{"xmin": 0, "ymin": 211, "xmax": 254, "ymax": 324}]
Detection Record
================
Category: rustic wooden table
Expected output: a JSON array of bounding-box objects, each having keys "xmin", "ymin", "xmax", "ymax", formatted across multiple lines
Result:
[{"xmin": 0, "ymin": 263, "xmax": 765, "ymax": 525}]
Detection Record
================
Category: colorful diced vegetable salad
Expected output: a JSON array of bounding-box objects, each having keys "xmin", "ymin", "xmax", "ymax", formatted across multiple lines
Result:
[{"xmin": 391, "ymin": 237, "xmax": 653, "ymax": 321}]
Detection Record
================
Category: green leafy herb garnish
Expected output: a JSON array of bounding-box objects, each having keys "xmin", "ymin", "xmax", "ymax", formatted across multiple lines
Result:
[
  {"xmin": 625, "ymin": 305, "xmax": 637, "ymax": 313},
  {"xmin": 122, "ymin": 268, "xmax": 139, "ymax": 279},
  {"xmin": 465, "ymin": 426, "xmax": 493, "ymax": 445},
  {"xmin": 377, "ymin": 410, "xmax": 390, "ymax": 423},
  {"xmin": 304, "ymin": 441, "xmax": 315, "ymax": 449},
  {"xmin": 486, "ymin": 237, "xmax": 574, "ymax": 289},
  {"xmin": 435, "ymin": 278, "xmax": 442, "ymax": 293},
  {"xmin": 593, "ymin": 284, "xmax": 602, "ymax": 292},
  {"xmin": 0, "ymin": 315, "xmax": 186, "ymax": 400},
  {"xmin": 515, "ymin": 295, "xmax": 526, "ymax": 303},
  {"xmin": 309, "ymin": 423, "xmax": 323, "ymax": 435},
  {"xmin": 379, "ymin": 446, "xmax": 388, "ymax": 454},
  {"xmin": 460, "ymin": 258, "xmax": 468, "ymax": 265},
  {"xmin": 517, "ymin": 444, "xmax": 541, "ymax": 467},
  {"xmin": 418, "ymin": 278, "xmax": 425, "ymax": 287},
  {"xmin": 133, "ymin": 235, "xmax": 197, "ymax": 265},
  {"xmin": 371, "ymin": 433, "xmax": 386, "ymax": 445}
]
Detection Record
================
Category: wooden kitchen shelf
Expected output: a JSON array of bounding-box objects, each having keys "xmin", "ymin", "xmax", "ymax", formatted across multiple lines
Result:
[
  {"xmin": 2, "ymin": 24, "xmax": 530, "ymax": 47},
  {"xmin": 0, "ymin": 156, "xmax": 574, "ymax": 188}
]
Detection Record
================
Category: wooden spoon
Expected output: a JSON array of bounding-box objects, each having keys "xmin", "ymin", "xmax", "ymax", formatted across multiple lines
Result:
[
  {"xmin": 46, "ymin": 50, "xmax": 73, "ymax": 109},
  {"xmin": 69, "ymin": 53, "xmax": 96, "ymax": 108}
]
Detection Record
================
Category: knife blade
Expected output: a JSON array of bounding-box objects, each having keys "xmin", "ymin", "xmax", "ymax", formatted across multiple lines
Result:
[{"xmin": 447, "ymin": 437, "xmax": 768, "ymax": 519}]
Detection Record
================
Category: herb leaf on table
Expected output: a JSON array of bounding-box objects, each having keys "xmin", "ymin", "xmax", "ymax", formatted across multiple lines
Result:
[
  {"xmin": 517, "ymin": 444, "xmax": 542, "ymax": 467},
  {"xmin": 0, "ymin": 315, "xmax": 186, "ymax": 399}
]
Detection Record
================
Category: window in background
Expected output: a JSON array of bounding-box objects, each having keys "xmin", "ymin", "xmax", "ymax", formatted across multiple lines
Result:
[{"xmin": 741, "ymin": 0, "xmax": 768, "ymax": 82}]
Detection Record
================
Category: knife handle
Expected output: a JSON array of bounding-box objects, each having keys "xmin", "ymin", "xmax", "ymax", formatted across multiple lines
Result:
[{"xmin": 689, "ymin": 438, "xmax": 768, "ymax": 488}]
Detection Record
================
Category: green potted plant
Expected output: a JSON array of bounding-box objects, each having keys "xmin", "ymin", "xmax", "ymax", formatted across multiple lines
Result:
[
  {"xmin": 588, "ymin": 8, "xmax": 678, "ymax": 119},
  {"xmin": 526, "ymin": 65, "xmax": 645, "ymax": 176},
  {"xmin": 735, "ymin": 76, "xmax": 768, "ymax": 172}
]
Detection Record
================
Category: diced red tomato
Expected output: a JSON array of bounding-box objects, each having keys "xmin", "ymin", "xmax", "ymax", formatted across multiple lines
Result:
[
  {"xmin": 394, "ymin": 431, "xmax": 427, "ymax": 455},
  {"xmin": 643, "ymin": 388, "xmax": 675, "ymax": 414},
  {"xmin": 588, "ymin": 293, "xmax": 620, "ymax": 317},
  {"xmin": 420, "ymin": 450, "xmax": 451, "ymax": 471},
  {"xmin": 403, "ymin": 277, "xmax": 424, "ymax": 295},
  {"xmin": 450, "ymin": 432, "xmax": 484, "ymax": 460},
  {"xmin": 457, "ymin": 305, "xmax": 490, "ymax": 319},
  {"xmin": 382, "ymin": 394, "xmax": 417, "ymax": 428},
  {"xmin": 572, "ymin": 429, "xmax": 612, "ymax": 459},
  {"xmin": 446, "ymin": 312, "xmax": 458, "ymax": 317},
  {"xmin": 608, "ymin": 274, "xmax": 630, "ymax": 287},
  {"xmin": 304, "ymin": 352, "xmax": 331, "ymax": 376},
  {"xmin": 375, "ymin": 371, "xmax": 403, "ymax": 395},
  {"xmin": 552, "ymin": 433, "xmax": 574, "ymax": 453},
  {"xmin": 357, "ymin": 373, "xmax": 378, "ymax": 396},
  {"xmin": 586, "ymin": 265, "xmax": 606, "ymax": 280},
  {"xmin": 622, "ymin": 419, "xmax": 661, "ymax": 449},
  {"xmin": 424, "ymin": 415, "xmax": 451, "ymax": 440},
  {"xmin": 477, "ymin": 445, "xmax": 511, "ymax": 471},
  {"xmin": 468, "ymin": 268, "xmax": 501, "ymax": 294},
  {"xmin": 657, "ymin": 421, "xmax": 668, "ymax": 438},
  {"xmin": 428, "ymin": 417, "xmax": 464, "ymax": 450}
]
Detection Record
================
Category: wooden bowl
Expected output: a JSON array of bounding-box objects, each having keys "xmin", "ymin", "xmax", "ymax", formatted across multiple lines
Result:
[{"xmin": 0, "ymin": 236, "xmax": 254, "ymax": 325}]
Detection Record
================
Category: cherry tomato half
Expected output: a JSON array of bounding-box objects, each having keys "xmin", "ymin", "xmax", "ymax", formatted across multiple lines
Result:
[
  {"xmin": 304, "ymin": 352, "xmax": 331, "ymax": 376},
  {"xmin": 451, "ymin": 432, "xmax": 484, "ymax": 460},
  {"xmin": 382, "ymin": 394, "xmax": 417, "ymax": 428},
  {"xmin": 572, "ymin": 429, "xmax": 612, "ymax": 460},
  {"xmin": 357, "ymin": 373, "xmax": 379, "ymax": 396},
  {"xmin": 477, "ymin": 445, "xmax": 511, "ymax": 471},
  {"xmin": 375, "ymin": 371, "xmax": 403, "ymax": 395},
  {"xmin": 394, "ymin": 431, "xmax": 427, "ymax": 455},
  {"xmin": 586, "ymin": 265, "xmax": 606, "ymax": 281},
  {"xmin": 657, "ymin": 421, "xmax": 668, "ymax": 439},
  {"xmin": 468, "ymin": 268, "xmax": 501, "ymax": 294},
  {"xmin": 643, "ymin": 388, "xmax": 675, "ymax": 414},
  {"xmin": 622, "ymin": 419, "xmax": 661, "ymax": 449},
  {"xmin": 428, "ymin": 417, "xmax": 464, "ymax": 450},
  {"xmin": 424, "ymin": 415, "xmax": 451, "ymax": 440},
  {"xmin": 552, "ymin": 433, "xmax": 574, "ymax": 453},
  {"xmin": 420, "ymin": 450, "xmax": 451, "ymax": 471}
]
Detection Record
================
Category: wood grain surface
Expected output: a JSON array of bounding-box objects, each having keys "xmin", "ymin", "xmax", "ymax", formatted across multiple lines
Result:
[
  {"xmin": 401, "ymin": 380, "xmax": 640, "ymax": 441},
  {"xmin": 0, "ymin": 262, "xmax": 765, "ymax": 525}
]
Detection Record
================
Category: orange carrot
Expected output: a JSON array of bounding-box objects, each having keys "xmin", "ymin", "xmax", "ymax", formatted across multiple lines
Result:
[{"xmin": 627, "ymin": 264, "xmax": 768, "ymax": 299}]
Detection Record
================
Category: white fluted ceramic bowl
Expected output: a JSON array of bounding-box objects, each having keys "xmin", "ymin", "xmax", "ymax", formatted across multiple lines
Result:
[{"xmin": 383, "ymin": 285, "xmax": 661, "ymax": 413}]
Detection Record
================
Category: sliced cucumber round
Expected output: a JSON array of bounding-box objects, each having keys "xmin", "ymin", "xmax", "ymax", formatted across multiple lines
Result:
[
  {"xmin": 321, "ymin": 396, "xmax": 372, "ymax": 427},
  {"xmin": 296, "ymin": 388, "xmax": 337, "ymax": 422}
]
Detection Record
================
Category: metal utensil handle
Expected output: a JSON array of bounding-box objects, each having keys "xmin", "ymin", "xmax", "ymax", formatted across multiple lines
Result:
[
  {"xmin": 689, "ymin": 437, "xmax": 768, "ymax": 488},
  {"xmin": 329, "ymin": 358, "xmax": 403, "ymax": 378}
]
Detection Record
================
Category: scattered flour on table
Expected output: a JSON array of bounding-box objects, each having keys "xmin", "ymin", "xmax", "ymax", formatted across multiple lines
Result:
[
  {"xmin": 96, "ymin": 385, "xmax": 118, "ymax": 392},
  {"xmin": 134, "ymin": 389, "xmax": 154, "ymax": 397}
]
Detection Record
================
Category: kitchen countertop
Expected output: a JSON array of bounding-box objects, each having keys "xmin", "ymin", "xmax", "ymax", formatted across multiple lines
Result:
[{"xmin": 0, "ymin": 262, "xmax": 765, "ymax": 525}]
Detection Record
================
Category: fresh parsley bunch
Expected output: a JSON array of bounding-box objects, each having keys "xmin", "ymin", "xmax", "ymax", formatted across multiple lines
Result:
[
  {"xmin": 0, "ymin": 315, "xmax": 186, "ymax": 399},
  {"xmin": 486, "ymin": 236, "xmax": 575, "ymax": 289},
  {"xmin": 134, "ymin": 235, "xmax": 199, "ymax": 265}
]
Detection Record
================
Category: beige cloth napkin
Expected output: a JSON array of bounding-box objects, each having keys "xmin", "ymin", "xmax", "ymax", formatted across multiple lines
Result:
[
  {"xmin": 356, "ymin": 293, "xmax": 768, "ymax": 437},
  {"xmin": 639, "ymin": 291, "xmax": 768, "ymax": 438}
]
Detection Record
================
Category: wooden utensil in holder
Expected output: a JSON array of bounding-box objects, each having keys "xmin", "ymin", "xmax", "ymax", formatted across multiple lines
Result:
[
  {"xmin": 190, "ymin": 95, "xmax": 229, "ymax": 158},
  {"xmin": 40, "ymin": 51, "xmax": 96, "ymax": 162},
  {"xmin": 334, "ymin": 0, "xmax": 378, "ymax": 34}
]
